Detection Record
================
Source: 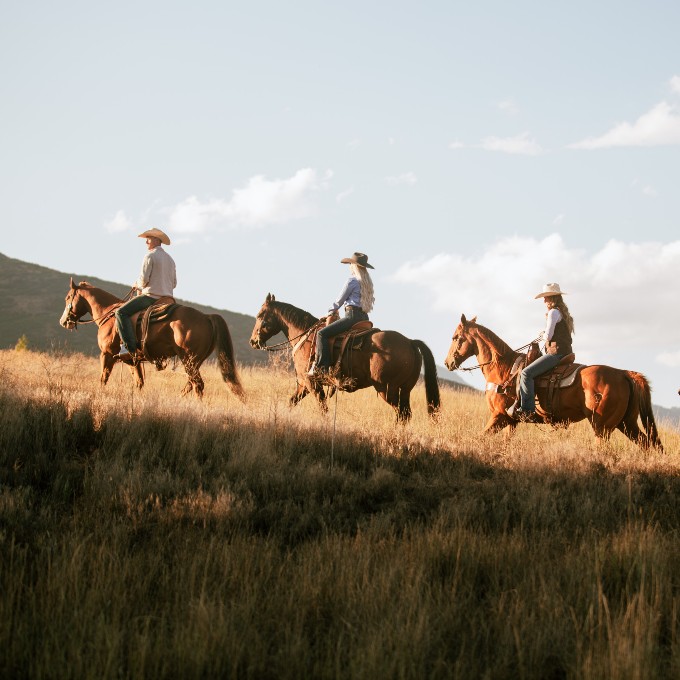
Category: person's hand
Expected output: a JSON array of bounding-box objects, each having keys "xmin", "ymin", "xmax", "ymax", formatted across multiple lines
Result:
[{"xmin": 325, "ymin": 312, "xmax": 339, "ymax": 326}]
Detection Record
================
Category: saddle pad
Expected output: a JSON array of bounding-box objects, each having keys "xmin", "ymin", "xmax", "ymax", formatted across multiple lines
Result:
[{"xmin": 536, "ymin": 363, "xmax": 585, "ymax": 389}]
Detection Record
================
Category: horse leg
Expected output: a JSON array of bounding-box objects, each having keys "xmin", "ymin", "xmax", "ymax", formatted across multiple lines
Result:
[
  {"xmin": 100, "ymin": 353, "xmax": 115, "ymax": 386},
  {"xmin": 377, "ymin": 384, "xmax": 404, "ymax": 422},
  {"xmin": 289, "ymin": 382, "xmax": 309, "ymax": 406},
  {"xmin": 484, "ymin": 412, "xmax": 515, "ymax": 434},
  {"xmin": 131, "ymin": 363, "xmax": 144, "ymax": 389},
  {"xmin": 397, "ymin": 389, "xmax": 412, "ymax": 422},
  {"xmin": 179, "ymin": 354, "xmax": 204, "ymax": 397}
]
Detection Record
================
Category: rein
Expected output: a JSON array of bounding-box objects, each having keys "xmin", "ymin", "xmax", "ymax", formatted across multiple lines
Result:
[
  {"xmin": 257, "ymin": 320, "xmax": 324, "ymax": 352},
  {"xmin": 68, "ymin": 287, "xmax": 137, "ymax": 327},
  {"xmin": 457, "ymin": 337, "xmax": 541, "ymax": 372}
]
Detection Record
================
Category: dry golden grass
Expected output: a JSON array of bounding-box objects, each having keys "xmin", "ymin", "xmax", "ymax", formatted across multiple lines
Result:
[{"xmin": 2, "ymin": 348, "xmax": 680, "ymax": 679}]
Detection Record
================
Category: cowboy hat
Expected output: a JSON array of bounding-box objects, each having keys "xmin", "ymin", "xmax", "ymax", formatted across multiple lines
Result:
[
  {"xmin": 138, "ymin": 228, "xmax": 171, "ymax": 246},
  {"xmin": 340, "ymin": 252, "xmax": 374, "ymax": 269},
  {"xmin": 535, "ymin": 282, "xmax": 567, "ymax": 298}
]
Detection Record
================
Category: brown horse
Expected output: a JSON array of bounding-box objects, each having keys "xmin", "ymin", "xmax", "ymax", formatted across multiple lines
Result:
[
  {"xmin": 59, "ymin": 278, "xmax": 244, "ymax": 400},
  {"xmin": 249, "ymin": 294, "xmax": 440, "ymax": 421},
  {"xmin": 444, "ymin": 314, "xmax": 662, "ymax": 449}
]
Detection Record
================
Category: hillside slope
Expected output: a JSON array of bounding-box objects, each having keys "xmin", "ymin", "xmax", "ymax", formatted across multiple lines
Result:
[{"xmin": 0, "ymin": 252, "xmax": 474, "ymax": 390}]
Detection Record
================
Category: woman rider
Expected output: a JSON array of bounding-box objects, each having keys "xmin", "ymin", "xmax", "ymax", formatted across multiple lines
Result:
[
  {"xmin": 511, "ymin": 283, "xmax": 574, "ymax": 423},
  {"xmin": 308, "ymin": 252, "xmax": 375, "ymax": 377}
]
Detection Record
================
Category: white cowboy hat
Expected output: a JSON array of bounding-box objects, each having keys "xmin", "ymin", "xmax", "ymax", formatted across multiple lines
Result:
[
  {"xmin": 535, "ymin": 282, "xmax": 567, "ymax": 299},
  {"xmin": 138, "ymin": 228, "xmax": 171, "ymax": 245}
]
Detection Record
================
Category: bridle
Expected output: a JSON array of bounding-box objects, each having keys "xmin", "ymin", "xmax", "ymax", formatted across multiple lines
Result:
[
  {"xmin": 450, "ymin": 333, "xmax": 540, "ymax": 372},
  {"xmin": 63, "ymin": 286, "xmax": 137, "ymax": 329},
  {"xmin": 252, "ymin": 313, "xmax": 324, "ymax": 352}
]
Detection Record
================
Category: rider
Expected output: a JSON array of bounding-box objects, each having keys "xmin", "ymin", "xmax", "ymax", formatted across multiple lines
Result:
[
  {"xmin": 511, "ymin": 282, "xmax": 574, "ymax": 423},
  {"xmin": 115, "ymin": 228, "xmax": 177, "ymax": 360},
  {"xmin": 308, "ymin": 252, "xmax": 375, "ymax": 377}
]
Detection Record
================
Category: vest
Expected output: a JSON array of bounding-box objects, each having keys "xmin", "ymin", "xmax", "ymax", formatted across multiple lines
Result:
[{"xmin": 551, "ymin": 317, "xmax": 572, "ymax": 354}]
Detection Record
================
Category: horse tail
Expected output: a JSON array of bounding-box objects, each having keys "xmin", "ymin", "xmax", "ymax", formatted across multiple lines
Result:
[
  {"xmin": 412, "ymin": 340, "xmax": 441, "ymax": 416},
  {"xmin": 626, "ymin": 371, "xmax": 662, "ymax": 450},
  {"xmin": 209, "ymin": 314, "xmax": 245, "ymax": 401}
]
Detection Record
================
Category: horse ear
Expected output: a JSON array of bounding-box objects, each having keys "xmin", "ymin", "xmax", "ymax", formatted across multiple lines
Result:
[
  {"xmin": 470, "ymin": 316, "xmax": 477, "ymax": 324},
  {"xmin": 266, "ymin": 293, "xmax": 272, "ymax": 302},
  {"xmin": 460, "ymin": 313, "xmax": 467, "ymax": 325},
  {"xmin": 70, "ymin": 277, "xmax": 76, "ymax": 289}
]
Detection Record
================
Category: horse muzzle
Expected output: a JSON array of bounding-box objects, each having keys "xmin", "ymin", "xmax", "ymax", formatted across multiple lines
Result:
[{"xmin": 444, "ymin": 354, "xmax": 460, "ymax": 371}]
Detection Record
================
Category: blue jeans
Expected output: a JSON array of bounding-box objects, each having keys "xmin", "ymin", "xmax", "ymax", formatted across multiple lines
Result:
[
  {"xmin": 315, "ymin": 308, "xmax": 369, "ymax": 369},
  {"xmin": 115, "ymin": 294, "xmax": 156, "ymax": 352},
  {"xmin": 519, "ymin": 352, "xmax": 565, "ymax": 412}
]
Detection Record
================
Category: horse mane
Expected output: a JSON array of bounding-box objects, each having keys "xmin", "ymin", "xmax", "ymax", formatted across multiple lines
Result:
[
  {"xmin": 78, "ymin": 281, "xmax": 95, "ymax": 288},
  {"xmin": 271, "ymin": 300, "xmax": 318, "ymax": 329},
  {"xmin": 470, "ymin": 321, "xmax": 515, "ymax": 357}
]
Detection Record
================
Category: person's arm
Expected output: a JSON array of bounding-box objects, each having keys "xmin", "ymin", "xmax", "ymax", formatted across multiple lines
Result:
[
  {"xmin": 136, "ymin": 254, "xmax": 153, "ymax": 289},
  {"xmin": 543, "ymin": 308, "xmax": 562, "ymax": 344},
  {"xmin": 327, "ymin": 278, "xmax": 356, "ymax": 313}
]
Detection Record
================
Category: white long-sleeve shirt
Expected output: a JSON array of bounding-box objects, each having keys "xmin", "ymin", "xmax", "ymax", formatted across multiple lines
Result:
[
  {"xmin": 542, "ymin": 308, "xmax": 562, "ymax": 345},
  {"xmin": 136, "ymin": 246, "xmax": 177, "ymax": 297}
]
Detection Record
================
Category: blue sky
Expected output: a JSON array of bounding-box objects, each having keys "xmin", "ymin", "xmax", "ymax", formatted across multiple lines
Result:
[{"xmin": 2, "ymin": 1, "xmax": 680, "ymax": 406}]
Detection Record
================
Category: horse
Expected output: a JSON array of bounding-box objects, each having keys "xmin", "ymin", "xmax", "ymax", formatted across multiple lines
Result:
[
  {"xmin": 59, "ymin": 278, "xmax": 244, "ymax": 400},
  {"xmin": 249, "ymin": 294, "xmax": 440, "ymax": 421},
  {"xmin": 444, "ymin": 314, "xmax": 662, "ymax": 450}
]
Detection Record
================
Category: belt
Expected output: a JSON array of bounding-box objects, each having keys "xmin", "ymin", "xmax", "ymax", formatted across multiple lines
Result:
[{"xmin": 345, "ymin": 305, "xmax": 363, "ymax": 312}]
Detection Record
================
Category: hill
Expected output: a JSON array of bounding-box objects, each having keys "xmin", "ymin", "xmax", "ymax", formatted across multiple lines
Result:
[{"xmin": 0, "ymin": 252, "xmax": 473, "ymax": 390}]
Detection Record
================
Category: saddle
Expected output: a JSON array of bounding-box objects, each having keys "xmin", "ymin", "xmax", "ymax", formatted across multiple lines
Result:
[
  {"xmin": 310, "ymin": 321, "xmax": 378, "ymax": 384},
  {"xmin": 488, "ymin": 343, "xmax": 584, "ymax": 417},
  {"xmin": 128, "ymin": 297, "xmax": 180, "ymax": 364}
]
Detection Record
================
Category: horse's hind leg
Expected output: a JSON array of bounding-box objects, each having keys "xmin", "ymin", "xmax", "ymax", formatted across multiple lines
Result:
[
  {"xmin": 397, "ymin": 389, "xmax": 412, "ymax": 422},
  {"xmin": 180, "ymin": 355, "xmax": 204, "ymax": 397},
  {"xmin": 289, "ymin": 382, "xmax": 309, "ymax": 407},
  {"xmin": 377, "ymin": 385, "xmax": 409, "ymax": 422}
]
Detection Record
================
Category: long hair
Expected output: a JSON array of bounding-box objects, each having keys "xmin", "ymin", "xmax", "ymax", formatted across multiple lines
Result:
[
  {"xmin": 350, "ymin": 263, "xmax": 375, "ymax": 313},
  {"xmin": 546, "ymin": 295, "xmax": 574, "ymax": 334}
]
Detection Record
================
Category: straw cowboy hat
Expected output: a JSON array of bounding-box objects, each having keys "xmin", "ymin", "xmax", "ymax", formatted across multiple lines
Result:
[
  {"xmin": 535, "ymin": 282, "xmax": 567, "ymax": 299},
  {"xmin": 340, "ymin": 252, "xmax": 374, "ymax": 269},
  {"xmin": 138, "ymin": 228, "xmax": 171, "ymax": 246}
]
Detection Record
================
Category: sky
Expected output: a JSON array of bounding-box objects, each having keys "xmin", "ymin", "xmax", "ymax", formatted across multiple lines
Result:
[{"xmin": 1, "ymin": 1, "xmax": 680, "ymax": 406}]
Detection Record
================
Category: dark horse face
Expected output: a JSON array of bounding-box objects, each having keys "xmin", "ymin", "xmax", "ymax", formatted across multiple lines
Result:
[
  {"xmin": 59, "ymin": 278, "xmax": 88, "ymax": 330},
  {"xmin": 444, "ymin": 314, "xmax": 478, "ymax": 370},
  {"xmin": 250, "ymin": 293, "xmax": 283, "ymax": 349}
]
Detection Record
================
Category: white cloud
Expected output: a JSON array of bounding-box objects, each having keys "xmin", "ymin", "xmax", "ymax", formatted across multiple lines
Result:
[
  {"xmin": 569, "ymin": 101, "xmax": 680, "ymax": 149},
  {"xmin": 336, "ymin": 187, "xmax": 354, "ymax": 203},
  {"xmin": 497, "ymin": 98, "xmax": 519, "ymax": 115},
  {"xmin": 449, "ymin": 140, "xmax": 465, "ymax": 150},
  {"xmin": 391, "ymin": 233, "xmax": 680, "ymax": 360},
  {"xmin": 480, "ymin": 132, "xmax": 543, "ymax": 155},
  {"xmin": 657, "ymin": 350, "xmax": 680, "ymax": 368},
  {"xmin": 105, "ymin": 209, "xmax": 133, "ymax": 233},
  {"xmin": 385, "ymin": 172, "xmax": 417, "ymax": 186},
  {"xmin": 164, "ymin": 168, "xmax": 331, "ymax": 234},
  {"xmin": 670, "ymin": 75, "xmax": 680, "ymax": 95}
]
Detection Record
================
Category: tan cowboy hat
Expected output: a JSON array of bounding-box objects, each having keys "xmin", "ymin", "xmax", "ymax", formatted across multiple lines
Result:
[
  {"xmin": 138, "ymin": 228, "xmax": 171, "ymax": 245},
  {"xmin": 535, "ymin": 282, "xmax": 567, "ymax": 298},
  {"xmin": 340, "ymin": 252, "xmax": 374, "ymax": 269}
]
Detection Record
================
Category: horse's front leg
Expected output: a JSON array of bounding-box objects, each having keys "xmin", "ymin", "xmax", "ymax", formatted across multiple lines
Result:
[
  {"xmin": 289, "ymin": 381, "xmax": 308, "ymax": 406},
  {"xmin": 483, "ymin": 412, "xmax": 515, "ymax": 434},
  {"xmin": 100, "ymin": 352, "xmax": 115, "ymax": 386},
  {"xmin": 131, "ymin": 363, "xmax": 144, "ymax": 390}
]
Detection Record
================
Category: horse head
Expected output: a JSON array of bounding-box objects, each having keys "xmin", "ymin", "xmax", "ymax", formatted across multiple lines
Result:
[
  {"xmin": 250, "ymin": 293, "xmax": 282, "ymax": 349},
  {"xmin": 444, "ymin": 313, "xmax": 478, "ymax": 370},
  {"xmin": 59, "ymin": 278, "xmax": 90, "ymax": 330}
]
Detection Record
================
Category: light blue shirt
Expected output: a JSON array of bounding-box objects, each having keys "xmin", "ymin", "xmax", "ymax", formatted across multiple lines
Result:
[{"xmin": 328, "ymin": 276, "xmax": 362, "ymax": 313}]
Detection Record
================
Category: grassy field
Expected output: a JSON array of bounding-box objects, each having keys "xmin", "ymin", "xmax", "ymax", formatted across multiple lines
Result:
[{"xmin": 2, "ymin": 348, "xmax": 680, "ymax": 679}]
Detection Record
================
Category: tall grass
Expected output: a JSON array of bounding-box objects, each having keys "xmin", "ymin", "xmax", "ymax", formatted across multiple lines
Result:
[{"xmin": 1, "ymin": 348, "xmax": 680, "ymax": 679}]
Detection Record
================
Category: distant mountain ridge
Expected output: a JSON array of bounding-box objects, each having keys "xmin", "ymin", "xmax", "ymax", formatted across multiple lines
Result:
[{"xmin": 0, "ymin": 252, "xmax": 473, "ymax": 391}]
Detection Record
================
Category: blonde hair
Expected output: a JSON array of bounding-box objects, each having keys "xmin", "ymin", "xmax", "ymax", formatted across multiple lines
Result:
[
  {"xmin": 546, "ymin": 295, "xmax": 574, "ymax": 334},
  {"xmin": 350, "ymin": 263, "xmax": 375, "ymax": 313}
]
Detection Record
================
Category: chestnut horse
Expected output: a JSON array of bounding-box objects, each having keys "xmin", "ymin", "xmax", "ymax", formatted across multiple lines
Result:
[
  {"xmin": 59, "ymin": 278, "xmax": 244, "ymax": 400},
  {"xmin": 444, "ymin": 314, "xmax": 662, "ymax": 450},
  {"xmin": 249, "ymin": 294, "xmax": 440, "ymax": 421}
]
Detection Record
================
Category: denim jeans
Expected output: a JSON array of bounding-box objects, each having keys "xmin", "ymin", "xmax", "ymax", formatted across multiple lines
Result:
[
  {"xmin": 114, "ymin": 294, "xmax": 156, "ymax": 352},
  {"xmin": 519, "ymin": 352, "xmax": 565, "ymax": 412},
  {"xmin": 315, "ymin": 308, "xmax": 369, "ymax": 369}
]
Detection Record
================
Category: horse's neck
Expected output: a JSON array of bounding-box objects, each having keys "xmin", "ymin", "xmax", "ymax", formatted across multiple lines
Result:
[
  {"xmin": 80, "ymin": 287, "xmax": 121, "ymax": 321},
  {"xmin": 473, "ymin": 327, "xmax": 515, "ymax": 383},
  {"xmin": 274, "ymin": 304, "xmax": 315, "ymax": 339}
]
